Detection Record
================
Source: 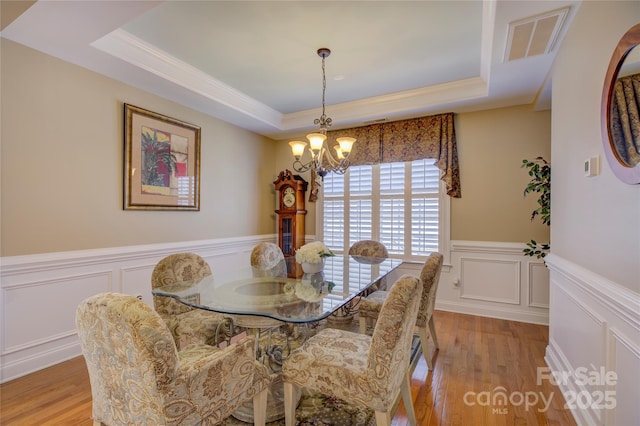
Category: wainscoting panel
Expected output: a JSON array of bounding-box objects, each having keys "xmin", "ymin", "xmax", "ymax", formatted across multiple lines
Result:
[
  {"xmin": 528, "ymin": 261, "xmax": 550, "ymax": 308},
  {"xmin": 433, "ymin": 241, "xmax": 549, "ymax": 325},
  {"xmin": 1, "ymin": 238, "xmax": 553, "ymax": 382},
  {"xmin": 0, "ymin": 235, "xmax": 272, "ymax": 383},
  {"xmin": 120, "ymin": 263, "xmax": 159, "ymax": 306},
  {"xmin": 544, "ymin": 254, "xmax": 640, "ymax": 426},
  {"xmin": 459, "ymin": 258, "xmax": 520, "ymax": 304},
  {"xmin": 608, "ymin": 328, "xmax": 640, "ymax": 426},
  {"xmin": 3, "ymin": 271, "xmax": 112, "ymax": 352}
]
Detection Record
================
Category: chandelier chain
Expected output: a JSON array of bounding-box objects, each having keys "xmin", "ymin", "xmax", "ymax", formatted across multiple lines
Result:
[{"xmin": 321, "ymin": 54, "xmax": 326, "ymax": 125}]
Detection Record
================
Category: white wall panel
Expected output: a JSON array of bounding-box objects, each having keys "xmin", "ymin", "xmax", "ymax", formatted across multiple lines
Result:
[
  {"xmin": 1, "ymin": 238, "xmax": 553, "ymax": 382},
  {"xmin": 3, "ymin": 271, "xmax": 112, "ymax": 351},
  {"xmin": 609, "ymin": 328, "xmax": 640, "ymax": 426},
  {"xmin": 0, "ymin": 235, "xmax": 273, "ymax": 382},
  {"xmin": 552, "ymin": 284, "xmax": 607, "ymax": 377},
  {"xmin": 120, "ymin": 264, "xmax": 157, "ymax": 306},
  {"xmin": 545, "ymin": 254, "xmax": 640, "ymax": 426},
  {"xmin": 436, "ymin": 241, "xmax": 549, "ymax": 325},
  {"xmin": 459, "ymin": 258, "xmax": 520, "ymax": 304},
  {"xmin": 528, "ymin": 261, "xmax": 550, "ymax": 308}
]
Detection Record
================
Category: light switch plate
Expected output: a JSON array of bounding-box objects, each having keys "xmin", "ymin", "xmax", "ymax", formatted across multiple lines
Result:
[{"xmin": 585, "ymin": 156, "xmax": 600, "ymax": 177}]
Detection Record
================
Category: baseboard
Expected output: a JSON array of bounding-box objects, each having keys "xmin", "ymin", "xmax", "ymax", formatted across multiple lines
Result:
[
  {"xmin": 1, "ymin": 341, "xmax": 81, "ymax": 384},
  {"xmin": 436, "ymin": 300, "xmax": 550, "ymax": 325}
]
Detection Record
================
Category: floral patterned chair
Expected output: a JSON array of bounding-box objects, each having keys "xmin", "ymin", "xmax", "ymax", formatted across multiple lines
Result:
[
  {"xmin": 250, "ymin": 242, "xmax": 287, "ymax": 277},
  {"xmin": 152, "ymin": 252, "xmax": 227, "ymax": 348},
  {"xmin": 348, "ymin": 240, "xmax": 390, "ymax": 295},
  {"xmin": 348, "ymin": 240, "xmax": 389, "ymax": 261},
  {"xmin": 359, "ymin": 252, "xmax": 444, "ymax": 370},
  {"xmin": 282, "ymin": 275, "xmax": 422, "ymax": 426},
  {"xmin": 76, "ymin": 292, "xmax": 275, "ymax": 426}
]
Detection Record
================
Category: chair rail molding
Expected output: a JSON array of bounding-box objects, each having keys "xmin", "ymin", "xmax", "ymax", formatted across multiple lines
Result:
[{"xmin": 0, "ymin": 235, "xmax": 276, "ymax": 383}]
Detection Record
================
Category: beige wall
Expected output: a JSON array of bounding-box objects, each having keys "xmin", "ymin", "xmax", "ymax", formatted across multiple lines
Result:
[
  {"xmin": 550, "ymin": 1, "xmax": 639, "ymax": 292},
  {"xmin": 1, "ymin": 38, "xmax": 553, "ymax": 257},
  {"xmin": 276, "ymin": 105, "xmax": 551, "ymax": 244},
  {"xmin": 1, "ymin": 39, "xmax": 279, "ymax": 256},
  {"xmin": 451, "ymin": 106, "xmax": 551, "ymax": 243}
]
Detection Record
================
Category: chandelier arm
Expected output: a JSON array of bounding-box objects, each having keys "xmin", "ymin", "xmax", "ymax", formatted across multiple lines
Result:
[
  {"xmin": 321, "ymin": 146, "xmax": 352, "ymax": 169},
  {"xmin": 291, "ymin": 159, "xmax": 313, "ymax": 174}
]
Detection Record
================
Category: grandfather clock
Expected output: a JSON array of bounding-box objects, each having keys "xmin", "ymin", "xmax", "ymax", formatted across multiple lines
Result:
[{"xmin": 273, "ymin": 170, "xmax": 308, "ymax": 258}]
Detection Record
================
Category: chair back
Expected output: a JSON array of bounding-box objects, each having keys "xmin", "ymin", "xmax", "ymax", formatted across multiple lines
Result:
[
  {"xmin": 76, "ymin": 292, "xmax": 179, "ymax": 425},
  {"xmin": 348, "ymin": 240, "xmax": 389, "ymax": 258},
  {"xmin": 251, "ymin": 242, "xmax": 287, "ymax": 277},
  {"xmin": 417, "ymin": 252, "xmax": 444, "ymax": 328},
  {"xmin": 151, "ymin": 252, "xmax": 212, "ymax": 317},
  {"xmin": 367, "ymin": 275, "xmax": 422, "ymax": 406}
]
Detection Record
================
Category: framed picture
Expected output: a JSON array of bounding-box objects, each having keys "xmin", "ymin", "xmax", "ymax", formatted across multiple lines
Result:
[{"xmin": 123, "ymin": 104, "xmax": 201, "ymax": 211}]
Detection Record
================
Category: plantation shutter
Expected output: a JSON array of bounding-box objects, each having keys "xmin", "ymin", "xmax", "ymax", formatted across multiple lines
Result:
[{"xmin": 322, "ymin": 158, "xmax": 441, "ymax": 259}]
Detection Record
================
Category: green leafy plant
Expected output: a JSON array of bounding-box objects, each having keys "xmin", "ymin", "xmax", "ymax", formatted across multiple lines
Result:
[
  {"xmin": 521, "ymin": 157, "xmax": 550, "ymax": 258},
  {"xmin": 141, "ymin": 129, "xmax": 177, "ymax": 187}
]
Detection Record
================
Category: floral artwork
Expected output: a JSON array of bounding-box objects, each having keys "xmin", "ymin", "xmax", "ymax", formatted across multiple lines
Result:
[
  {"xmin": 124, "ymin": 104, "xmax": 201, "ymax": 210},
  {"xmin": 140, "ymin": 126, "xmax": 186, "ymax": 194}
]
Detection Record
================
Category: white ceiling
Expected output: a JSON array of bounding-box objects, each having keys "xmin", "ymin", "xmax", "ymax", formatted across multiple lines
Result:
[{"xmin": 1, "ymin": 0, "xmax": 581, "ymax": 140}]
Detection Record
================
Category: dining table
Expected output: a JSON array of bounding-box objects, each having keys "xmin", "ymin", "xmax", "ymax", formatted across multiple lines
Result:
[{"xmin": 152, "ymin": 253, "xmax": 403, "ymax": 422}]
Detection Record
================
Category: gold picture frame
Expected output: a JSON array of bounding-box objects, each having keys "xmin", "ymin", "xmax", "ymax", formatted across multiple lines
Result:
[{"xmin": 124, "ymin": 104, "xmax": 201, "ymax": 211}]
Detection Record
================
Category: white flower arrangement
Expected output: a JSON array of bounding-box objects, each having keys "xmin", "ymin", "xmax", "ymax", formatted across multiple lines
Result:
[
  {"xmin": 295, "ymin": 282, "xmax": 324, "ymax": 302},
  {"xmin": 294, "ymin": 241, "xmax": 335, "ymax": 264}
]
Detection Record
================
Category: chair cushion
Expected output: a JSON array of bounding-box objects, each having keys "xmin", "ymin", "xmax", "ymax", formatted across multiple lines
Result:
[{"xmin": 282, "ymin": 327, "xmax": 393, "ymax": 411}]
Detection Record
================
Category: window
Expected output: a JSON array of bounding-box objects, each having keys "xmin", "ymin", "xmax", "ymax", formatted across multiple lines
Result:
[{"xmin": 319, "ymin": 158, "xmax": 449, "ymax": 261}]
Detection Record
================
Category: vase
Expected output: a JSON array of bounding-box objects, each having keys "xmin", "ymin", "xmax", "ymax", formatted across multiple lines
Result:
[{"xmin": 301, "ymin": 259, "xmax": 324, "ymax": 274}]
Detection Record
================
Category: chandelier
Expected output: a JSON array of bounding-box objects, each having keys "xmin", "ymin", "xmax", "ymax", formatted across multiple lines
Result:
[{"xmin": 289, "ymin": 48, "xmax": 356, "ymax": 179}]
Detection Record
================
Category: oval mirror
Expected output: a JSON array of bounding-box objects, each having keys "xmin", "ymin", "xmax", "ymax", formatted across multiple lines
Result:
[{"xmin": 602, "ymin": 24, "xmax": 640, "ymax": 184}]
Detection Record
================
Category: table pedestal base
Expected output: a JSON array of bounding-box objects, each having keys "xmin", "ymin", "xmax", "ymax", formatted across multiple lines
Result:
[{"xmin": 231, "ymin": 375, "xmax": 301, "ymax": 423}]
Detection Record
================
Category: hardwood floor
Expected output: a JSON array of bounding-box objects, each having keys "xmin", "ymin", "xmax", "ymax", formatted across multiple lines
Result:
[{"xmin": 0, "ymin": 311, "xmax": 577, "ymax": 425}]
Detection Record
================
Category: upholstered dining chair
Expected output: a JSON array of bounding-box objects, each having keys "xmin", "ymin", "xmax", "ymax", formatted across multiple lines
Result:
[
  {"xmin": 359, "ymin": 252, "xmax": 444, "ymax": 370},
  {"xmin": 250, "ymin": 242, "xmax": 287, "ymax": 277},
  {"xmin": 349, "ymin": 239, "xmax": 389, "ymax": 260},
  {"xmin": 152, "ymin": 252, "xmax": 226, "ymax": 348},
  {"xmin": 282, "ymin": 275, "xmax": 422, "ymax": 426},
  {"xmin": 76, "ymin": 292, "xmax": 274, "ymax": 426},
  {"xmin": 348, "ymin": 240, "xmax": 390, "ymax": 294}
]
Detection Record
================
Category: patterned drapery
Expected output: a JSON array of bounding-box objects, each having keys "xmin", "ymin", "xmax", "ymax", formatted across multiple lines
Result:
[
  {"xmin": 611, "ymin": 73, "xmax": 640, "ymax": 167},
  {"xmin": 325, "ymin": 112, "xmax": 461, "ymax": 198}
]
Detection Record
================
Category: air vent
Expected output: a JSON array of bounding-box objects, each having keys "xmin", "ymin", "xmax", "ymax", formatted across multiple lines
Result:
[
  {"xmin": 363, "ymin": 118, "xmax": 388, "ymax": 125},
  {"xmin": 504, "ymin": 7, "xmax": 570, "ymax": 62}
]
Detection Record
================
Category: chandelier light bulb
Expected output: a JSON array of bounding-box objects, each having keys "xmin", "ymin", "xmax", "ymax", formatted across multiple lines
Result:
[
  {"xmin": 289, "ymin": 141, "xmax": 307, "ymax": 159},
  {"xmin": 306, "ymin": 133, "xmax": 326, "ymax": 152},
  {"xmin": 336, "ymin": 137, "xmax": 355, "ymax": 155}
]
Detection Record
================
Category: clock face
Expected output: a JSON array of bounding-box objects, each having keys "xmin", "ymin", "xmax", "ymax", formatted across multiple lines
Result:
[{"xmin": 283, "ymin": 187, "xmax": 296, "ymax": 207}]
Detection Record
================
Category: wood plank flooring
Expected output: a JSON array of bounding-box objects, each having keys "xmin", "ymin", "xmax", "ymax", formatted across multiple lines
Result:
[{"xmin": 0, "ymin": 311, "xmax": 577, "ymax": 425}]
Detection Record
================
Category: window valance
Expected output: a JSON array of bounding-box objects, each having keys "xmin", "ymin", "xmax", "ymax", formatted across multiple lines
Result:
[{"xmin": 326, "ymin": 112, "xmax": 461, "ymax": 197}]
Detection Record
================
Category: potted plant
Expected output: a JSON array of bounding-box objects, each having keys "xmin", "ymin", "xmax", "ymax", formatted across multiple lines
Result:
[
  {"xmin": 521, "ymin": 157, "xmax": 550, "ymax": 258},
  {"xmin": 295, "ymin": 241, "xmax": 335, "ymax": 273}
]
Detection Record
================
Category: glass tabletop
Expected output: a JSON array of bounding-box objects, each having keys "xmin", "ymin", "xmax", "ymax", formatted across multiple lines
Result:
[{"xmin": 153, "ymin": 255, "xmax": 402, "ymax": 324}]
